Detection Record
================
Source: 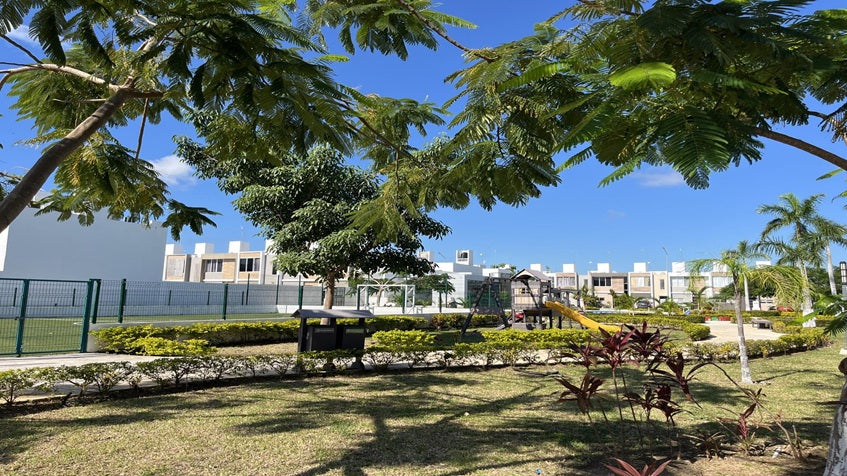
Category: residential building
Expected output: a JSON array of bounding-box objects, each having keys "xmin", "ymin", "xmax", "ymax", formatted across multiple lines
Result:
[
  {"xmin": 588, "ymin": 263, "xmax": 628, "ymax": 308},
  {"xmin": 163, "ymin": 240, "xmax": 276, "ymax": 284}
]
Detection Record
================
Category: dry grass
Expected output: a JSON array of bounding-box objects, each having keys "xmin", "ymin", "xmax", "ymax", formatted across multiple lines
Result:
[{"xmin": 0, "ymin": 346, "xmax": 842, "ymax": 475}]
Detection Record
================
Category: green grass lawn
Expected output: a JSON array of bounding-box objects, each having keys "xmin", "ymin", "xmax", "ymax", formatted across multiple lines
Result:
[{"xmin": 0, "ymin": 346, "xmax": 842, "ymax": 475}]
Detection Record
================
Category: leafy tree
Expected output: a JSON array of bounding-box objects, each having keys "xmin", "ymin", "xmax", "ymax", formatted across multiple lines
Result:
[
  {"xmin": 580, "ymin": 283, "xmax": 602, "ymax": 309},
  {"xmin": 180, "ymin": 139, "xmax": 449, "ymax": 311},
  {"xmin": 608, "ymin": 289, "xmax": 635, "ymax": 310},
  {"xmin": 0, "ymin": 0, "xmax": 486, "ymax": 238},
  {"xmin": 407, "ymin": 273, "xmax": 455, "ymax": 307},
  {"xmin": 690, "ymin": 241, "xmax": 804, "ymax": 384}
]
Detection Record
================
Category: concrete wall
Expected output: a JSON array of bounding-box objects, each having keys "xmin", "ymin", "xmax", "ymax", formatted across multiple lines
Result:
[{"xmin": 0, "ymin": 208, "xmax": 166, "ymax": 281}]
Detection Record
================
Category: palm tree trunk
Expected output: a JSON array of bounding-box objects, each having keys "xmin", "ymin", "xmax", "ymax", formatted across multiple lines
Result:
[
  {"xmin": 734, "ymin": 287, "xmax": 753, "ymax": 384},
  {"xmin": 799, "ymin": 262, "xmax": 813, "ymax": 315},
  {"xmin": 0, "ymin": 88, "xmax": 134, "ymax": 232},
  {"xmin": 827, "ymin": 243, "xmax": 837, "ymax": 296}
]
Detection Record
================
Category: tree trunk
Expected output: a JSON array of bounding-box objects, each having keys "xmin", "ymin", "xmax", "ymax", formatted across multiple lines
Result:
[
  {"xmin": 823, "ymin": 358, "xmax": 847, "ymax": 476},
  {"xmin": 321, "ymin": 271, "xmax": 336, "ymax": 325},
  {"xmin": 0, "ymin": 88, "xmax": 134, "ymax": 232},
  {"xmin": 827, "ymin": 243, "xmax": 837, "ymax": 296},
  {"xmin": 799, "ymin": 262, "xmax": 813, "ymax": 315},
  {"xmin": 735, "ymin": 287, "xmax": 753, "ymax": 384}
]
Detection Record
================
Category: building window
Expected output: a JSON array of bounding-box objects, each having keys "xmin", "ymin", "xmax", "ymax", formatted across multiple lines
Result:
[
  {"xmin": 592, "ymin": 277, "xmax": 611, "ymax": 287},
  {"xmin": 557, "ymin": 276, "xmax": 576, "ymax": 287},
  {"xmin": 240, "ymin": 257, "xmax": 260, "ymax": 272},
  {"xmin": 670, "ymin": 276, "xmax": 690, "ymax": 289},
  {"xmin": 634, "ymin": 276, "xmax": 649, "ymax": 287},
  {"xmin": 203, "ymin": 259, "xmax": 223, "ymax": 273},
  {"xmin": 659, "ymin": 279, "xmax": 665, "ymax": 290}
]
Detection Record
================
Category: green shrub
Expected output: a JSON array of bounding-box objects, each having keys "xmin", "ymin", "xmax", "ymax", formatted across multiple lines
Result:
[
  {"xmin": 372, "ymin": 330, "xmax": 435, "ymax": 348},
  {"xmin": 131, "ymin": 337, "xmax": 216, "ymax": 356},
  {"xmin": 0, "ymin": 368, "xmax": 51, "ymax": 406},
  {"xmin": 50, "ymin": 362, "xmax": 130, "ymax": 397}
]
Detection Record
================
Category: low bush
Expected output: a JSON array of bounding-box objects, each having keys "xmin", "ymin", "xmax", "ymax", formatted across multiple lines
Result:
[
  {"xmin": 0, "ymin": 368, "xmax": 51, "ymax": 406},
  {"xmin": 430, "ymin": 313, "xmax": 502, "ymax": 330},
  {"xmin": 131, "ymin": 337, "xmax": 216, "ymax": 356}
]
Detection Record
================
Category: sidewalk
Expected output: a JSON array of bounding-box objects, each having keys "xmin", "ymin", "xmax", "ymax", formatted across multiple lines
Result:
[
  {"xmin": 702, "ymin": 320, "xmax": 784, "ymax": 344},
  {"xmin": 0, "ymin": 353, "xmax": 159, "ymax": 371}
]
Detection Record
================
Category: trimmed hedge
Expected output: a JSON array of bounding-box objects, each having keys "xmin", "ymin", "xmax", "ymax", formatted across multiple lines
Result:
[
  {"xmin": 592, "ymin": 314, "xmax": 710, "ymax": 341},
  {"xmin": 92, "ymin": 316, "xmax": 430, "ymax": 355},
  {"xmin": 430, "ymin": 313, "xmax": 503, "ymax": 330}
]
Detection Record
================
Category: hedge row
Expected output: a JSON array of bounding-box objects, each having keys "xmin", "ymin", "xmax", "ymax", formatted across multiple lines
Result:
[
  {"xmin": 666, "ymin": 328, "xmax": 830, "ymax": 361},
  {"xmin": 4, "ymin": 328, "xmax": 832, "ymax": 408},
  {"xmin": 92, "ymin": 314, "xmax": 505, "ymax": 355},
  {"xmin": 591, "ymin": 314, "xmax": 711, "ymax": 341}
]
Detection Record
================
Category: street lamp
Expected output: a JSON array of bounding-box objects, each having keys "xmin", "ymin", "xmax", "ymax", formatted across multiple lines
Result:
[
  {"xmin": 841, "ymin": 262, "xmax": 847, "ymax": 354},
  {"xmin": 662, "ymin": 246, "xmax": 670, "ymax": 302}
]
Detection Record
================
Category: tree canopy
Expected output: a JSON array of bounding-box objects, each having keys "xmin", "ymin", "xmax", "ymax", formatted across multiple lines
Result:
[
  {"xmin": 2, "ymin": 0, "xmax": 846, "ymax": 242},
  {"xmin": 179, "ymin": 132, "xmax": 449, "ymax": 308}
]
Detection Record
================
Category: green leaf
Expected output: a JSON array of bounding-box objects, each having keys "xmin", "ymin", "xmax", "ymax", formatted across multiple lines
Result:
[{"xmin": 608, "ymin": 62, "xmax": 676, "ymax": 90}]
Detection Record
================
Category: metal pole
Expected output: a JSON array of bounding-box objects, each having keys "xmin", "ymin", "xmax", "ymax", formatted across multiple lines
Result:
[
  {"xmin": 297, "ymin": 275, "xmax": 303, "ymax": 310},
  {"xmin": 356, "ymin": 286, "xmax": 362, "ymax": 310},
  {"xmin": 91, "ymin": 279, "xmax": 101, "ymax": 324},
  {"xmin": 14, "ymin": 280, "xmax": 30, "ymax": 356},
  {"xmin": 275, "ymin": 274, "xmax": 280, "ymax": 306},
  {"xmin": 79, "ymin": 279, "xmax": 95, "ymax": 353},
  {"xmin": 401, "ymin": 286, "xmax": 406, "ymax": 314},
  {"xmin": 117, "ymin": 278, "xmax": 127, "ymax": 323},
  {"xmin": 221, "ymin": 283, "xmax": 228, "ymax": 320},
  {"xmin": 245, "ymin": 273, "xmax": 251, "ymax": 305}
]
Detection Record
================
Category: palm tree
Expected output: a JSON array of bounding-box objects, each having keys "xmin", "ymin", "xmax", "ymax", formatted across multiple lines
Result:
[
  {"xmin": 689, "ymin": 241, "xmax": 803, "ymax": 384},
  {"xmin": 757, "ymin": 193, "xmax": 847, "ymax": 307}
]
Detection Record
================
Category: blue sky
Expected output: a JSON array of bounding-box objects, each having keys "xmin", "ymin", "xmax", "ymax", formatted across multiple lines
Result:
[{"xmin": 1, "ymin": 1, "xmax": 846, "ymax": 275}]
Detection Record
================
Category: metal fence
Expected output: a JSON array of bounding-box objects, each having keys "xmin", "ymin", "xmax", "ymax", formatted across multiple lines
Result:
[
  {"xmin": 0, "ymin": 278, "xmax": 95, "ymax": 355},
  {"xmin": 0, "ymin": 277, "xmax": 369, "ymax": 355}
]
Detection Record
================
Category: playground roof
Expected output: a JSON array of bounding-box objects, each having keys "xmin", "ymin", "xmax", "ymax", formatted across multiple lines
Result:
[{"xmin": 511, "ymin": 269, "xmax": 550, "ymax": 283}]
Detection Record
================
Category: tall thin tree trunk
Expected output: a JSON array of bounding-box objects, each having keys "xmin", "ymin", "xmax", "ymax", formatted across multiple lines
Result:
[
  {"xmin": 321, "ymin": 271, "xmax": 336, "ymax": 324},
  {"xmin": 0, "ymin": 88, "xmax": 133, "ymax": 232},
  {"xmin": 827, "ymin": 243, "xmax": 837, "ymax": 296},
  {"xmin": 799, "ymin": 262, "xmax": 813, "ymax": 315},
  {"xmin": 735, "ymin": 286, "xmax": 753, "ymax": 384},
  {"xmin": 824, "ymin": 358, "xmax": 847, "ymax": 475}
]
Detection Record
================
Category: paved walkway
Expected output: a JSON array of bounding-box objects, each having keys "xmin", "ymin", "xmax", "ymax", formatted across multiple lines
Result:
[
  {"xmin": 701, "ymin": 320, "xmax": 784, "ymax": 344},
  {"xmin": 0, "ymin": 353, "xmax": 159, "ymax": 371}
]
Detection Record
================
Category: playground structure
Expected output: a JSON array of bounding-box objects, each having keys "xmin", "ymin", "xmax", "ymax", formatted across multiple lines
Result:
[
  {"xmin": 459, "ymin": 268, "xmax": 622, "ymax": 336},
  {"xmin": 544, "ymin": 301, "xmax": 621, "ymax": 333}
]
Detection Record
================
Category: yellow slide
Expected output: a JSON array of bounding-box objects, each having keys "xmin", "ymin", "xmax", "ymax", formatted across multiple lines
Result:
[{"xmin": 544, "ymin": 301, "xmax": 621, "ymax": 333}]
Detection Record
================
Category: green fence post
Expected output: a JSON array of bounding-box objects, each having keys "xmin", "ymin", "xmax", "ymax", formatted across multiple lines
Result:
[
  {"xmin": 117, "ymin": 278, "xmax": 127, "ymax": 323},
  {"xmin": 297, "ymin": 282, "xmax": 303, "ymax": 310},
  {"xmin": 221, "ymin": 283, "xmax": 229, "ymax": 320},
  {"xmin": 356, "ymin": 286, "xmax": 361, "ymax": 310},
  {"xmin": 275, "ymin": 277, "xmax": 280, "ymax": 305},
  {"xmin": 401, "ymin": 287, "xmax": 406, "ymax": 314},
  {"xmin": 245, "ymin": 276, "xmax": 250, "ymax": 305},
  {"xmin": 79, "ymin": 279, "xmax": 96, "ymax": 353},
  {"xmin": 90, "ymin": 279, "xmax": 101, "ymax": 324},
  {"xmin": 14, "ymin": 280, "xmax": 30, "ymax": 356},
  {"xmin": 439, "ymin": 292, "xmax": 442, "ymax": 313}
]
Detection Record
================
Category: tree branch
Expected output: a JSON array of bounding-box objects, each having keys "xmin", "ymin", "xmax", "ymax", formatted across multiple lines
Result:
[
  {"xmin": 0, "ymin": 64, "xmax": 115, "ymax": 91},
  {"xmin": 1, "ymin": 35, "xmax": 42, "ymax": 64},
  {"xmin": 809, "ymin": 110, "xmax": 847, "ymax": 147},
  {"xmin": 753, "ymin": 127, "xmax": 847, "ymax": 171},
  {"xmin": 393, "ymin": 0, "xmax": 497, "ymax": 63}
]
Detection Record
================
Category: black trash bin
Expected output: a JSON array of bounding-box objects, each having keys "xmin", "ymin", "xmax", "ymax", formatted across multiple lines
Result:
[
  {"xmin": 304, "ymin": 325, "xmax": 338, "ymax": 351},
  {"xmin": 337, "ymin": 325, "xmax": 366, "ymax": 350}
]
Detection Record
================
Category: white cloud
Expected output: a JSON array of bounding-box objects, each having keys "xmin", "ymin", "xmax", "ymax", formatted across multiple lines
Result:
[
  {"xmin": 150, "ymin": 155, "xmax": 196, "ymax": 188},
  {"xmin": 632, "ymin": 170, "xmax": 686, "ymax": 188},
  {"xmin": 5, "ymin": 24, "xmax": 36, "ymax": 46},
  {"xmin": 606, "ymin": 209, "xmax": 626, "ymax": 219}
]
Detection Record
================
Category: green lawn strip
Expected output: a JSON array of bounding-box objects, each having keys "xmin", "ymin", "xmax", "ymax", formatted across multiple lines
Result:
[{"xmin": 0, "ymin": 347, "xmax": 841, "ymax": 475}]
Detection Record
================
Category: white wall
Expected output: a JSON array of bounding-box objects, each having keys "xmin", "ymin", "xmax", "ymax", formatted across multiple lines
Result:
[{"xmin": 0, "ymin": 207, "xmax": 166, "ymax": 281}]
